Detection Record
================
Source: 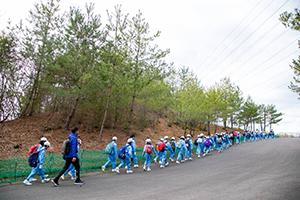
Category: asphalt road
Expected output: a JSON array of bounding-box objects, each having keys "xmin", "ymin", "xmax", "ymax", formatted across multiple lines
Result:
[{"xmin": 1, "ymin": 138, "xmax": 300, "ymax": 200}]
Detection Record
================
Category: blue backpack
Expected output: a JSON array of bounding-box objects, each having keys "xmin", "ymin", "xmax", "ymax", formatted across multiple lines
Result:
[
  {"xmin": 28, "ymin": 150, "xmax": 40, "ymax": 167},
  {"xmin": 118, "ymin": 145, "xmax": 128, "ymax": 160}
]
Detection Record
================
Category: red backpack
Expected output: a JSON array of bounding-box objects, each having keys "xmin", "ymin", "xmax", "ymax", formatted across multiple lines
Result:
[
  {"xmin": 28, "ymin": 144, "xmax": 39, "ymax": 156},
  {"xmin": 145, "ymin": 145, "xmax": 153, "ymax": 154},
  {"xmin": 158, "ymin": 142, "xmax": 166, "ymax": 152}
]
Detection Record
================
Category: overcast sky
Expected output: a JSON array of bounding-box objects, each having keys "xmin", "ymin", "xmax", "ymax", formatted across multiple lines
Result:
[{"xmin": 1, "ymin": 0, "xmax": 299, "ymax": 133}]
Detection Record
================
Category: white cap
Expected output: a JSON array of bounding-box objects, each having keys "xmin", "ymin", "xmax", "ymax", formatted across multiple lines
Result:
[
  {"xmin": 180, "ymin": 136, "xmax": 185, "ymax": 139},
  {"xmin": 171, "ymin": 137, "xmax": 175, "ymax": 140},
  {"xmin": 44, "ymin": 141, "xmax": 51, "ymax": 147},
  {"xmin": 200, "ymin": 133, "xmax": 204, "ymax": 137},
  {"xmin": 112, "ymin": 136, "xmax": 117, "ymax": 141},
  {"xmin": 145, "ymin": 139, "xmax": 151, "ymax": 143},
  {"xmin": 205, "ymin": 136, "xmax": 209, "ymax": 139},
  {"xmin": 40, "ymin": 137, "xmax": 47, "ymax": 142},
  {"xmin": 197, "ymin": 135, "xmax": 200, "ymax": 138},
  {"xmin": 127, "ymin": 138, "xmax": 133, "ymax": 143},
  {"xmin": 164, "ymin": 136, "xmax": 169, "ymax": 140},
  {"xmin": 160, "ymin": 138, "xmax": 164, "ymax": 141},
  {"xmin": 187, "ymin": 134, "xmax": 191, "ymax": 138}
]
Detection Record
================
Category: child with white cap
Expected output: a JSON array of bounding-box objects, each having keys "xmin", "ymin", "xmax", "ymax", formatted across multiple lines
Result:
[
  {"xmin": 176, "ymin": 136, "xmax": 186, "ymax": 164},
  {"xmin": 115, "ymin": 138, "xmax": 133, "ymax": 174},
  {"xmin": 142, "ymin": 139, "xmax": 157, "ymax": 171},
  {"xmin": 169, "ymin": 137, "xmax": 177, "ymax": 162},
  {"xmin": 160, "ymin": 136, "xmax": 173, "ymax": 168},
  {"xmin": 23, "ymin": 140, "xmax": 51, "ymax": 186},
  {"xmin": 102, "ymin": 136, "xmax": 118, "ymax": 172}
]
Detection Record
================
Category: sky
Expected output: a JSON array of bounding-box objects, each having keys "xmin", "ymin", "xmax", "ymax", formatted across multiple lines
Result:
[{"xmin": 0, "ymin": 0, "xmax": 299, "ymax": 133}]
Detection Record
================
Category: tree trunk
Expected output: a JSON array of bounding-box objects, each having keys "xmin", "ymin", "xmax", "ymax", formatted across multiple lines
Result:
[
  {"xmin": 184, "ymin": 121, "xmax": 187, "ymax": 137},
  {"xmin": 99, "ymin": 18, "xmax": 119, "ymax": 141},
  {"xmin": 127, "ymin": 89, "xmax": 136, "ymax": 135},
  {"xmin": 207, "ymin": 121, "xmax": 210, "ymax": 135},
  {"xmin": 64, "ymin": 97, "xmax": 79, "ymax": 130},
  {"xmin": 99, "ymin": 88, "xmax": 112, "ymax": 142},
  {"xmin": 263, "ymin": 114, "xmax": 266, "ymax": 131},
  {"xmin": 223, "ymin": 120, "xmax": 227, "ymax": 129},
  {"xmin": 214, "ymin": 124, "xmax": 217, "ymax": 134},
  {"xmin": 230, "ymin": 116, "xmax": 233, "ymax": 129}
]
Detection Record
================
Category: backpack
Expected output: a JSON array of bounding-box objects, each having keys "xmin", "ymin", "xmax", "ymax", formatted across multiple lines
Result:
[
  {"xmin": 28, "ymin": 145, "xmax": 41, "ymax": 167},
  {"xmin": 155, "ymin": 143, "xmax": 159, "ymax": 152},
  {"xmin": 105, "ymin": 142, "xmax": 114, "ymax": 154},
  {"xmin": 118, "ymin": 145, "xmax": 128, "ymax": 159},
  {"xmin": 145, "ymin": 145, "xmax": 153, "ymax": 154},
  {"xmin": 170, "ymin": 141, "xmax": 176, "ymax": 151},
  {"xmin": 204, "ymin": 139, "xmax": 210, "ymax": 147},
  {"xmin": 28, "ymin": 144, "xmax": 39, "ymax": 156},
  {"xmin": 197, "ymin": 138, "xmax": 203, "ymax": 144},
  {"xmin": 194, "ymin": 139, "xmax": 198, "ymax": 146},
  {"xmin": 62, "ymin": 136, "xmax": 76, "ymax": 155},
  {"xmin": 217, "ymin": 138, "xmax": 222, "ymax": 144},
  {"xmin": 185, "ymin": 139, "xmax": 190, "ymax": 148},
  {"xmin": 176, "ymin": 140, "xmax": 182, "ymax": 149},
  {"xmin": 158, "ymin": 142, "xmax": 166, "ymax": 152}
]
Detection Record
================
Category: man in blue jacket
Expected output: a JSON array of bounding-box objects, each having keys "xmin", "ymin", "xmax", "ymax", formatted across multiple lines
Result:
[{"xmin": 52, "ymin": 126, "xmax": 84, "ymax": 186}]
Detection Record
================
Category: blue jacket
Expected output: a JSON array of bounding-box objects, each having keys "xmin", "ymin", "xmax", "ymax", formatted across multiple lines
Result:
[
  {"xmin": 126, "ymin": 145, "xmax": 133, "ymax": 158},
  {"xmin": 64, "ymin": 133, "xmax": 78, "ymax": 158},
  {"xmin": 131, "ymin": 139, "xmax": 136, "ymax": 154},
  {"xmin": 36, "ymin": 145, "xmax": 46, "ymax": 165}
]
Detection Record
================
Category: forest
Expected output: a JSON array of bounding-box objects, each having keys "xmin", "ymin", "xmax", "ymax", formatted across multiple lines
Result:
[{"xmin": 0, "ymin": 0, "xmax": 283, "ymax": 141}]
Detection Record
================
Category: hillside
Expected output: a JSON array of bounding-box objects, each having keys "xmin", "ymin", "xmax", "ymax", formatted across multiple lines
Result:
[{"xmin": 0, "ymin": 113, "xmax": 242, "ymax": 159}]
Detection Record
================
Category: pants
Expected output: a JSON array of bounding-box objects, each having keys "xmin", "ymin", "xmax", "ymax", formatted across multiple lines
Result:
[
  {"xmin": 118, "ymin": 157, "xmax": 131, "ymax": 170},
  {"xmin": 170, "ymin": 149, "xmax": 176, "ymax": 159},
  {"xmin": 104, "ymin": 154, "xmax": 116, "ymax": 169},
  {"xmin": 155, "ymin": 151, "xmax": 161, "ymax": 161},
  {"xmin": 230, "ymin": 138, "xmax": 234, "ymax": 145},
  {"xmin": 132, "ymin": 152, "xmax": 138, "ymax": 165},
  {"xmin": 26, "ymin": 164, "xmax": 45, "ymax": 181},
  {"xmin": 185, "ymin": 148, "xmax": 192, "ymax": 159},
  {"xmin": 205, "ymin": 146, "xmax": 210, "ymax": 154},
  {"xmin": 217, "ymin": 143, "xmax": 223, "ymax": 152},
  {"xmin": 161, "ymin": 151, "xmax": 167, "ymax": 165},
  {"xmin": 197, "ymin": 143, "xmax": 204, "ymax": 155},
  {"xmin": 64, "ymin": 164, "xmax": 75, "ymax": 178},
  {"xmin": 144, "ymin": 153, "xmax": 152, "ymax": 167},
  {"xmin": 54, "ymin": 157, "xmax": 80, "ymax": 183},
  {"xmin": 177, "ymin": 149, "xmax": 184, "ymax": 161}
]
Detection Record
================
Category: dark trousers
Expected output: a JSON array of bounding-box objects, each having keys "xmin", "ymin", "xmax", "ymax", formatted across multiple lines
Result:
[
  {"xmin": 54, "ymin": 157, "xmax": 80, "ymax": 182},
  {"xmin": 230, "ymin": 138, "xmax": 234, "ymax": 145}
]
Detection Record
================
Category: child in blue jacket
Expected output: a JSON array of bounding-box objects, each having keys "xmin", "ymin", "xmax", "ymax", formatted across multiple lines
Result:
[
  {"xmin": 23, "ymin": 140, "xmax": 51, "ymax": 186},
  {"xmin": 142, "ymin": 139, "xmax": 157, "ymax": 171},
  {"xmin": 102, "ymin": 136, "xmax": 118, "ymax": 172},
  {"xmin": 115, "ymin": 138, "xmax": 133, "ymax": 174}
]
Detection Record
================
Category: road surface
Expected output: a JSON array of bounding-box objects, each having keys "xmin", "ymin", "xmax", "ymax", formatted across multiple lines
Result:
[{"xmin": 1, "ymin": 138, "xmax": 300, "ymax": 200}]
